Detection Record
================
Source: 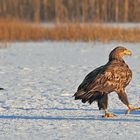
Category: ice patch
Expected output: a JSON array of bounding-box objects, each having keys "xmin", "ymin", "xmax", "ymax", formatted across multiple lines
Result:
[{"xmin": 0, "ymin": 42, "xmax": 139, "ymax": 140}]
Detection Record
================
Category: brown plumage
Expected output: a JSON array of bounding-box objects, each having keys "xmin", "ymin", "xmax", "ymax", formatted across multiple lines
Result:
[{"xmin": 74, "ymin": 46, "xmax": 140, "ymax": 117}]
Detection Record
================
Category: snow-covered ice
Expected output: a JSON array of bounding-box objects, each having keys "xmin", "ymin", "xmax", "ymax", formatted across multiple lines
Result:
[{"xmin": 0, "ymin": 41, "xmax": 140, "ymax": 140}]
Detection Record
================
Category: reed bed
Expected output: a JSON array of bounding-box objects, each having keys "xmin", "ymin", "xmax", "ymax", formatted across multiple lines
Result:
[
  {"xmin": 0, "ymin": 19, "xmax": 47, "ymax": 41},
  {"xmin": 45, "ymin": 23, "xmax": 140, "ymax": 42},
  {"xmin": 0, "ymin": 19, "xmax": 139, "ymax": 42}
]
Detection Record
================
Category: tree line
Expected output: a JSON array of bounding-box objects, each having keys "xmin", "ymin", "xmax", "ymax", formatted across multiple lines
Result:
[{"xmin": 0, "ymin": 0, "xmax": 139, "ymax": 23}]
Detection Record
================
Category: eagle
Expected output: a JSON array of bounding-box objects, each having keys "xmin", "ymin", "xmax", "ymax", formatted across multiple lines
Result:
[{"xmin": 74, "ymin": 46, "xmax": 140, "ymax": 118}]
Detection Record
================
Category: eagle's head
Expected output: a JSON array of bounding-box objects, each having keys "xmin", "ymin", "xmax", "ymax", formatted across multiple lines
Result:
[{"xmin": 109, "ymin": 46, "xmax": 132, "ymax": 61}]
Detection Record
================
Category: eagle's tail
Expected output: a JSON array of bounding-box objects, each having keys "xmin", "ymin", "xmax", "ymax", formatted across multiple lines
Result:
[{"xmin": 74, "ymin": 91, "xmax": 102, "ymax": 104}]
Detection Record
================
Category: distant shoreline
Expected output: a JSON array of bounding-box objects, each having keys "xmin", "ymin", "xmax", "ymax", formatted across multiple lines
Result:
[{"xmin": 41, "ymin": 22, "xmax": 140, "ymax": 29}]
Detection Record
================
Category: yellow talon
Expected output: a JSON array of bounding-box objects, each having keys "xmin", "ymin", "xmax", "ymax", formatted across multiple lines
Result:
[
  {"xmin": 102, "ymin": 112, "xmax": 117, "ymax": 118},
  {"xmin": 126, "ymin": 105, "xmax": 140, "ymax": 114}
]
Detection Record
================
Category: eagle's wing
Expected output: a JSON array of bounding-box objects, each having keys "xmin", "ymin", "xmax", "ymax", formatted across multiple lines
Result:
[
  {"xmin": 87, "ymin": 69, "xmax": 117, "ymax": 93},
  {"xmin": 74, "ymin": 61, "xmax": 132, "ymax": 104},
  {"xmin": 77, "ymin": 65, "xmax": 104, "ymax": 91},
  {"xmin": 87, "ymin": 61, "xmax": 131, "ymax": 93},
  {"xmin": 74, "ymin": 65, "xmax": 104, "ymax": 100}
]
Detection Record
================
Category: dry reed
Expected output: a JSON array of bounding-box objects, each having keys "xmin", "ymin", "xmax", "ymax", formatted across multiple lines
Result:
[
  {"xmin": 0, "ymin": 19, "xmax": 139, "ymax": 42},
  {"xmin": 45, "ymin": 23, "xmax": 140, "ymax": 43},
  {"xmin": 0, "ymin": 19, "xmax": 47, "ymax": 41}
]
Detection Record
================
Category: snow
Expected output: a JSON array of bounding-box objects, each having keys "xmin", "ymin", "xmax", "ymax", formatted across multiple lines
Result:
[
  {"xmin": 41, "ymin": 23, "xmax": 140, "ymax": 29},
  {"xmin": 0, "ymin": 41, "xmax": 140, "ymax": 140}
]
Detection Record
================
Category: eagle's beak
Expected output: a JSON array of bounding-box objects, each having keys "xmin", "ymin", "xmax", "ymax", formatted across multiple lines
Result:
[{"xmin": 124, "ymin": 49, "xmax": 132, "ymax": 56}]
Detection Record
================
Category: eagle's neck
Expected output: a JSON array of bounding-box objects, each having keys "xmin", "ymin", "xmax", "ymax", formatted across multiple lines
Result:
[
  {"xmin": 109, "ymin": 52, "xmax": 125, "ymax": 62},
  {"xmin": 109, "ymin": 57, "xmax": 125, "ymax": 63}
]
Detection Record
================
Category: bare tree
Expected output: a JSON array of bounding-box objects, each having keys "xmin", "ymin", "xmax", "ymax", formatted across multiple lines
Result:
[
  {"xmin": 0, "ymin": 0, "xmax": 139, "ymax": 23},
  {"xmin": 124, "ymin": 0, "xmax": 129, "ymax": 22},
  {"xmin": 82, "ymin": 0, "xmax": 89, "ymax": 22},
  {"xmin": 115, "ymin": 0, "xmax": 119, "ymax": 22},
  {"xmin": 101, "ymin": 0, "xmax": 107, "ymax": 22}
]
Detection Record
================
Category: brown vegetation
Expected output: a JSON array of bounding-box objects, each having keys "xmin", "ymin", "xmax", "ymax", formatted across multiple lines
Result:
[
  {"xmin": 0, "ymin": 19, "xmax": 139, "ymax": 42},
  {"xmin": 45, "ymin": 24, "xmax": 140, "ymax": 42},
  {"xmin": 0, "ymin": 19, "xmax": 47, "ymax": 41},
  {"xmin": 0, "ymin": 0, "xmax": 139, "ymax": 23}
]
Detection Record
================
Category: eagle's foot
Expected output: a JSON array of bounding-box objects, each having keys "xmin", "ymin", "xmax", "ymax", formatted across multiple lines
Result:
[
  {"xmin": 125, "ymin": 105, "xmax": 140, "ymax": 114},
  {"xmin": 102, "ymin": 112, "xmax": 117, "ymax": 118}
]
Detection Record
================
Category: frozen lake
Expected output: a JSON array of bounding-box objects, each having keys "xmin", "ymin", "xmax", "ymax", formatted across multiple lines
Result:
[
  {"xmin": 41, "ymin": 23, "xmax": 140, "ymax": 29},
  {"xmin": 0, "ymin": 41, "xmax": 140, "ymax": 140}
]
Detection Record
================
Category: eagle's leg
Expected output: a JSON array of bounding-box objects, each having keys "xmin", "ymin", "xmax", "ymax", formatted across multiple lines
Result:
[
  {"xmin": 103, "ymin": 110, "xmax": 117, "ymax": 118},
  {"xmin": 117, "ymin": 90, "xmax": 140, "ymax": 114},
  {"xmin": 125, "ymin": 105, "xmax": 140, "ymax": 114},
  {"xmin": 97, "ymin": 94, "xmax": 116, "ymax": 118}
]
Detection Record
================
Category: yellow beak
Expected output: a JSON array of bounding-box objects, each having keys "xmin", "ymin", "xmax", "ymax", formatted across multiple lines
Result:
[{"xmin": 124, "ymin": 49, "xmax": 132, "ymax": 56}]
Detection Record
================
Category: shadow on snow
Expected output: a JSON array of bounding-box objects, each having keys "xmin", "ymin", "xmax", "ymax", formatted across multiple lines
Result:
[
  {"xmin": 0, "ymin": 107, "xmax": 140, "ymax": 122},
  {"xmin": 46, "ymin": 107, "xmax": 140, "ymax": 115},
  {"xmin": 0, "ymin": 115, "xmax": 140, "ymax": 122}
]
